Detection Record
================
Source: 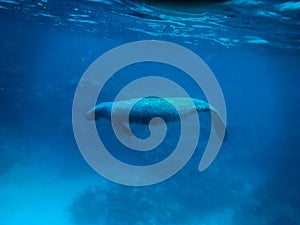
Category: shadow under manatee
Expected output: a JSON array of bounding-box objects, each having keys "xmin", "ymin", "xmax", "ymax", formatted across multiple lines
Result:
[
  {"xmin": 69, "ymin": 183, "xmax": 189, "ymax": 225},
  {"xmin": 69, "ymin": 151, "xmax": 258, "ymax": 225}
]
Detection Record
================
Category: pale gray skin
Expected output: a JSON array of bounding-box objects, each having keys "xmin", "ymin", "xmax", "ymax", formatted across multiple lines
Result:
[{"xmin": 85, "ymin": 97, "xmax": 226, "ymax": 138}]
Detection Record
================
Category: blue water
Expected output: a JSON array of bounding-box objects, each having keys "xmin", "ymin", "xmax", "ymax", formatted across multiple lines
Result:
[{"xmin": 0, "ymin": 0, "xmax": 299, "ymax": 224}]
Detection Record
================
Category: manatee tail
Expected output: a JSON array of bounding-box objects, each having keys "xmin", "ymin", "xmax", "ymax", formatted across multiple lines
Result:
[
  {"xmin": 210, "ymin": 108, "xmax": 227, "ymax": 141},
  {"xmin": 194, "ymin": 99, "xmax": 227, "ymax": 140}
]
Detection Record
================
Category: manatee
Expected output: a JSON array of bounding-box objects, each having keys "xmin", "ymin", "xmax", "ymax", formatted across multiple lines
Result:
[{"xmin": 85, "ymin": 97, "xmax": 226, "ymax": 139}]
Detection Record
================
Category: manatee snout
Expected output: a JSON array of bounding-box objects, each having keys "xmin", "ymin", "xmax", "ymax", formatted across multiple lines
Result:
[{"xmin": 85, "ymin": 108, "xmax": 96, "ymax": 121}]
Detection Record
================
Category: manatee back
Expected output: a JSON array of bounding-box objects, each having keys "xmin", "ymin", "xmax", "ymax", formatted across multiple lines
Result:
[{"xmin": 128, "ymin": 98, "xmax": 179, "ymax": 124}]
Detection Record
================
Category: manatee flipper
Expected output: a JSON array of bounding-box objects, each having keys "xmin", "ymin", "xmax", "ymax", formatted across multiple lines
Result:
[
  {"xmin": 112, "ymin": 120, "xmax": 133, "ymax": 137},
  {"xmin": 120, "ymin": 123, "xmax": 133, "ymax": 137}
]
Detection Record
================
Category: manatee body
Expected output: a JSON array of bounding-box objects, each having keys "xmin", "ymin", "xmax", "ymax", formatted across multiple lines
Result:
[
  {"xmin": 85, "ymin": 97, "xmax": 226, "ymax": 138},
  {"xmin": 86, "ymin": 97, "xmax": 212, "ymax": 122}
]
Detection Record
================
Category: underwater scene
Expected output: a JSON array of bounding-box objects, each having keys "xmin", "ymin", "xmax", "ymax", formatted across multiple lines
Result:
[{"xmin": 0, "ymin": 0, "xmax": 300, "ymax": 224}]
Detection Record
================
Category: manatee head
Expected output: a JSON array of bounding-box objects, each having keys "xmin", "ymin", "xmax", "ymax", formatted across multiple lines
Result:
[{"xmin": 85, "ymin": 103, "xmax": 111, "ymax": 121}]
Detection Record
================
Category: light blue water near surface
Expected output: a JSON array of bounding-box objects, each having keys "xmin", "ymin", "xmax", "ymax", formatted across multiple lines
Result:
[{"xmin": 0, "ymin": 0, "xmax": 299, "ymax": 224}]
